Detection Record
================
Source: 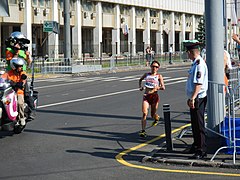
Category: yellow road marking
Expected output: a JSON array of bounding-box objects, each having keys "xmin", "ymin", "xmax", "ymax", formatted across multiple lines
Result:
[{"xmin": 115, "ymin": 124, "xmax": 240, "ymax": 177}]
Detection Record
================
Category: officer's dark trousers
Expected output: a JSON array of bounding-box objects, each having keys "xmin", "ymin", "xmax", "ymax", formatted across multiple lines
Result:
[{"xmin": 190, "ymin": 96, "xmax": 207, "ymax": 153}]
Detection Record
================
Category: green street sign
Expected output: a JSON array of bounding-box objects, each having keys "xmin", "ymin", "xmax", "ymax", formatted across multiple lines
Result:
[
  {"xmin": 43, "ymin": 21, "xmax": 59, "ymax": 34},
  {"xmin": 43, "ymin": 21, "xmax": 53, "ymax": 32}
]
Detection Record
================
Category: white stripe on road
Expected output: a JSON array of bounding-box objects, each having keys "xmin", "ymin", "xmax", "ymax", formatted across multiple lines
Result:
[
  {"xmin": 35, "ymin": 76, "xmax": 183, "ymax": 89},
  {"xmin": 38, "ymin": 88, "xmax": 138, "ymax": 108},
  {"xmin": 35, "ymin": 79, "xmax": 97, "ymax": 89},
  {"xmin": 38, "ymin": 80, "xmax": 187, "ymax": 109},
  {"xmin": 102, "ymin": 75, "xmax": 140, "ymax": 82},
  {"xmin": 164, "ymin": 77, "xmax": 186, "ymax": 82},
  {"xmin": 120, "ymin": 76, "xmax": 172, "ymax": 82}
]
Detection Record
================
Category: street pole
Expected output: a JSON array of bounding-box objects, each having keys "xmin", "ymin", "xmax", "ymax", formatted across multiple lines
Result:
[
  {"xmin": 224, "ymin": 0, "xmax": 228, "ymax": 51},
  {"xmin": 235, "ymin": 0, "xmax": 238, "ymax": 16},
  {"xmin": 64, "ymin": 0, "xmax": 71, "ymax": 61},
  {"xmin": 205, "ymin": 0, "xmax": 224, "ymax": 135}
]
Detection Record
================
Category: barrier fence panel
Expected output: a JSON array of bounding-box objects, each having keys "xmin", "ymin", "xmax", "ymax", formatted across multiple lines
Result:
[
  {"xmin": 1, "ymin": 49, "xmax": 191, "ymax": 74},
  {"xmin": 228, "ymin": 67, "xmax": 240, "ymax": 103},
  {"xmin": 209, "ymin": 81, "xmax": 240, "ymax": 164},
  {"xmin": 33, "ymin": 57, "xmax": 73, "ymax": 74}
]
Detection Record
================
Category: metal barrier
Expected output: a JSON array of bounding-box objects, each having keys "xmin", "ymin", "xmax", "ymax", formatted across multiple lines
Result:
[
  {"xmin": 0, "ymin": 52, "xmax": 190, "ymax": 74},
  {"xmin": 33, "ymin": 57, "xmax": 72, "ymax": 74},
  {"xmin": 228, "ymin": 67, "xmax": 240, "ymax": 102},
  {"xmin": 209, "ymin": 81, "xmax": 240, "ymax": 164},
  {"xmin": 0, "ymin": 49, "xmax": 190, "ymax": 74}
]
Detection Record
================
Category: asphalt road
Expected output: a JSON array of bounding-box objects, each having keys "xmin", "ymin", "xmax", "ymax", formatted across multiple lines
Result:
[{"xmin": 0, "ymin": 66, "xmax": 239, "ymax": 180}]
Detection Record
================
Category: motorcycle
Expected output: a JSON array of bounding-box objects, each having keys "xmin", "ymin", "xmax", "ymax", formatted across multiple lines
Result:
[{"xmin": 0, "ymin": 74, "xmax": 38, "ymax": 134}]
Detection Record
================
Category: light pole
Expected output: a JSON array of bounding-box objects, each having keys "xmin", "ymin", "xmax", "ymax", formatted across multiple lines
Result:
[
  {"xmin": 64, "ymin": 0, "xmax": 71, "ymax": 61},
  {"xmin": 205, "ymin": 0, "xmax": 225, "ymax": 135}
]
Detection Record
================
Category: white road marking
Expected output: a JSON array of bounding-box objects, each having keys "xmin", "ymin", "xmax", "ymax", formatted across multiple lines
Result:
[
  {"xmin": 35, "ymin": 79, "xmax": 97, "ymax": 89},
  {"xmin": 38, "ymin": 80, "xmax": 186, "ymax": 109},
  {"xmin": 164, "ymin": 77, "xmax": 187, "ymax": 82},
  {"xmin": 121, "ymin": 76, "xmax": 173, "ymax": 82},
  {"xmin": 38, "ymin": 88, "xmax": 138, "ymax": 108},
  {"xmin": 35, "ymin": 76, "xmax": 182, "ymax": 89},
  {"xmin": 102, "ymin": 75, "xmax": 139, "ymax": 82}
]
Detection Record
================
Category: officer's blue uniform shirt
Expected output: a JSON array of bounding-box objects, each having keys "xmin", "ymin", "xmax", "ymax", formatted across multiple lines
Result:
[{"xmin": 186, "ymin": 55, "xmax": 208, "ymax": 99}]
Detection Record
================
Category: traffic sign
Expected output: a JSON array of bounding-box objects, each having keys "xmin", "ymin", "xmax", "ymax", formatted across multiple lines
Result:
[
  {"xmin": 52, "ymin": 21, "xmax": 60, "ymax": 34},
  {"xmin": 43, "ymin": 21, "xmax": 53, "ymax": 32},
  {"xmin": 43, "ymin": 21, "xmax": 59, "ymax": 34}
]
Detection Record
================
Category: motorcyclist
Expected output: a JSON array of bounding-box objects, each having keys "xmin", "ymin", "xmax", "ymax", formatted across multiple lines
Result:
[
  {"xmin": 5, "ymin": 31, "xmax": 35, "ymax": 121},
  {"xmin": 1, "ymin": 58, "xmax": 27, "ymax": 126},
  {"xmin": 5, "ymin": 31, "xmax": 32, "ymax": 71}
]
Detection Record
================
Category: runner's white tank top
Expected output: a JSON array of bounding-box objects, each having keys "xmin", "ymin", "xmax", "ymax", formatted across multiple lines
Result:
[{"xmin": 144, "ymin": 73, "xmax": 159, "ymax": 89}]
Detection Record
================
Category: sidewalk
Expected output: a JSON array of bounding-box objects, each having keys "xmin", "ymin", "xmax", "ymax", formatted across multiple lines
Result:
[{"xmin": 142, "ymin": 125, "xmax": 240, "ymax": 169}]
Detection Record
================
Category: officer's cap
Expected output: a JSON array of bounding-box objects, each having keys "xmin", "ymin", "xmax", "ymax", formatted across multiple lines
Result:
[{"xmin": 184, "ymin": 42, "xmax": 202, "ymax": 51}]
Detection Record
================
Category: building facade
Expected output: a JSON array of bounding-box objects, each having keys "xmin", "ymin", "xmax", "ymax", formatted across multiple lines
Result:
[{"xmin": 0, "ymin": 0, "xmax": 221, "ymax": 59}]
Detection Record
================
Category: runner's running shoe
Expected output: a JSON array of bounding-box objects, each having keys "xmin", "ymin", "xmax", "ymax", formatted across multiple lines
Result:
[
  {"xmin": 151, "ymin": 119, "xmax": 159, "ymax": 126},
  {"xmin": 152, "ymin": 117, "xmax": 160, "ymax": 126},
  {"xmin": 139, "ymin": 130, "xmax": 147, "ymax": 137}
]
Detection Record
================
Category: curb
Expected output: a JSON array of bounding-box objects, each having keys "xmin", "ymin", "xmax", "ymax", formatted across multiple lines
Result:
[{"xmin": 143, "ymin": 156, "xmax": 240, "ymax": 169}]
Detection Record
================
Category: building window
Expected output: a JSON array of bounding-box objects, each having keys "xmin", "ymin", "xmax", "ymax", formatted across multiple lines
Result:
[
  {"xmin": 70, "ymin": 0, "xmax": 75, "ymax": 9},
  {"xmin": 46, "ymin": 0, "xmax": 50, "ymax": 7},
  {"xmin": 39, "ymin": 0, "xmax": 44, "ymax": 7},
  {"xmin": 9, "ymin": 0, "xmax": 17, "ymax": 4},
  {"xmin": 59, "ymin": 0, "xmax": 63, "ymax": 9},
  {"xmin": 150, "ymin": 10, "xmax": 158, "ymax": 17},
  {"xmin": 82, "ymin": 0, "xmax": 94, "ymax": 11},
  {"xmin": 136, "ymin": 8, "xmax": 145, "ymax": 17},
  {"xmin": 120, "ymin": 5, "xmax": 131, "ymax": 16},
  {"xmin": 33, "ymin": 0, "xmax": 37, "ymax": 6},
  {"xmin": 102, "ymin": 3, "xmax": 114, "ymax": 14}
]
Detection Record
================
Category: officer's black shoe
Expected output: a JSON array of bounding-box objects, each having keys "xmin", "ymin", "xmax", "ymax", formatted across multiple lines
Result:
[
  {"xmin": 185, "ymin": 145, "xmax": 197, "ymax": 154},
  {"xmin": 188, "ymin": 151, "xmax": 207, "ymax": 160}
]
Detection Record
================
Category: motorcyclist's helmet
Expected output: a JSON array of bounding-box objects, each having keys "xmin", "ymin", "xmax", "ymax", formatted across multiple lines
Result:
[
  {"xmin": 5, "ymin": 31, "xmax": 30, "ymax": 48},
  {"xmin": 10, "ymin": 31, "xmax": 30, "ymax": 44},
  {"xmin": 10, "ymin": 57, "xmax": 26, "ymax": 70}
]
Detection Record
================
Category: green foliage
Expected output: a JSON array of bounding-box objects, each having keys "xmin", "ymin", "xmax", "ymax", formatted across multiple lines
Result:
[{"xmin": 196, "ymin": 16, "xmax": 206, "ymax": 48}]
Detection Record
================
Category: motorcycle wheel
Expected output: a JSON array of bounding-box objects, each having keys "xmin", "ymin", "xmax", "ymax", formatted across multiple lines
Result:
[{"xmin": 13, "ymin": 124, "xmax": 25, "ymax": 134}]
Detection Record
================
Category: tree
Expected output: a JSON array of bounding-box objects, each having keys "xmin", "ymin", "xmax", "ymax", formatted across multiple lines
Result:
[{"xmin": 196, "ymin": 16, "xmax": 205, "ymax": 48}]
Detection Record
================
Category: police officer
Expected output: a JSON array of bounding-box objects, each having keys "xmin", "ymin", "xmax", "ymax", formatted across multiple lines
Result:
[{"xmin": 185, "ymin": 42, "xmax": 208, "ymax": 159}]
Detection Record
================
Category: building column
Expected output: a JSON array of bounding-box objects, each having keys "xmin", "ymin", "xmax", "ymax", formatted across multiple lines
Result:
[
  {"xmin": 48, "ymin": 0, "xmax": 59, "ymax": 58},
  {"xmin": 156, "ymin": 10, "xmax": 163, "ymax": 54},
  {"xmin": 129, "ymin": 7, "xmax": 136, "ymax": 56},
  {"xmin": 112, "ymin": 4, "xmax": 120, "ymax": 55},
  {"xmin": 170, "ymin": 12, "xmax": 175, "ymax": 51},
  {"xmin": 93, "ymin": 2, "xmax": 102, "ymax": 58},
  {"xmin": 72, "ymin": 0, "xmax": 82, "ymax": 59},
  {"xmin": 180, "ymin": 13, "xmax": 186, "ymax": 50},
  {"xmin": 181, "ymin": 14, "xmax": 186, "ymax": 42},
  {"xmin": 143, "ymin": 9, "xmax": 150, "ymax": 47},
  {"xmin": 190, "ymin": 15, "xmax": 196, "ymax": 39},
  {"xmin": 21, "ymin": 0, "xmax": 32, "ymax": 55}
]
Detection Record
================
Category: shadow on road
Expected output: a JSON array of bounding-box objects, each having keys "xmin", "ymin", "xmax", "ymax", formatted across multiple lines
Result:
[{"xmin": 37, "ymin": 109, "xmax": 190, "ymax": 124}]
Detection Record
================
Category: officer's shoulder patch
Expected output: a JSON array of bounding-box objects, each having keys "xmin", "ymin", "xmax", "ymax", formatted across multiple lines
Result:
[
  {"xmin": 196, "ymin": 59, "xmax": 200, "ymax": 65},
  {"xmin": 197, "ymin": 71, "xmax": 201, "ymax": 78}
]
